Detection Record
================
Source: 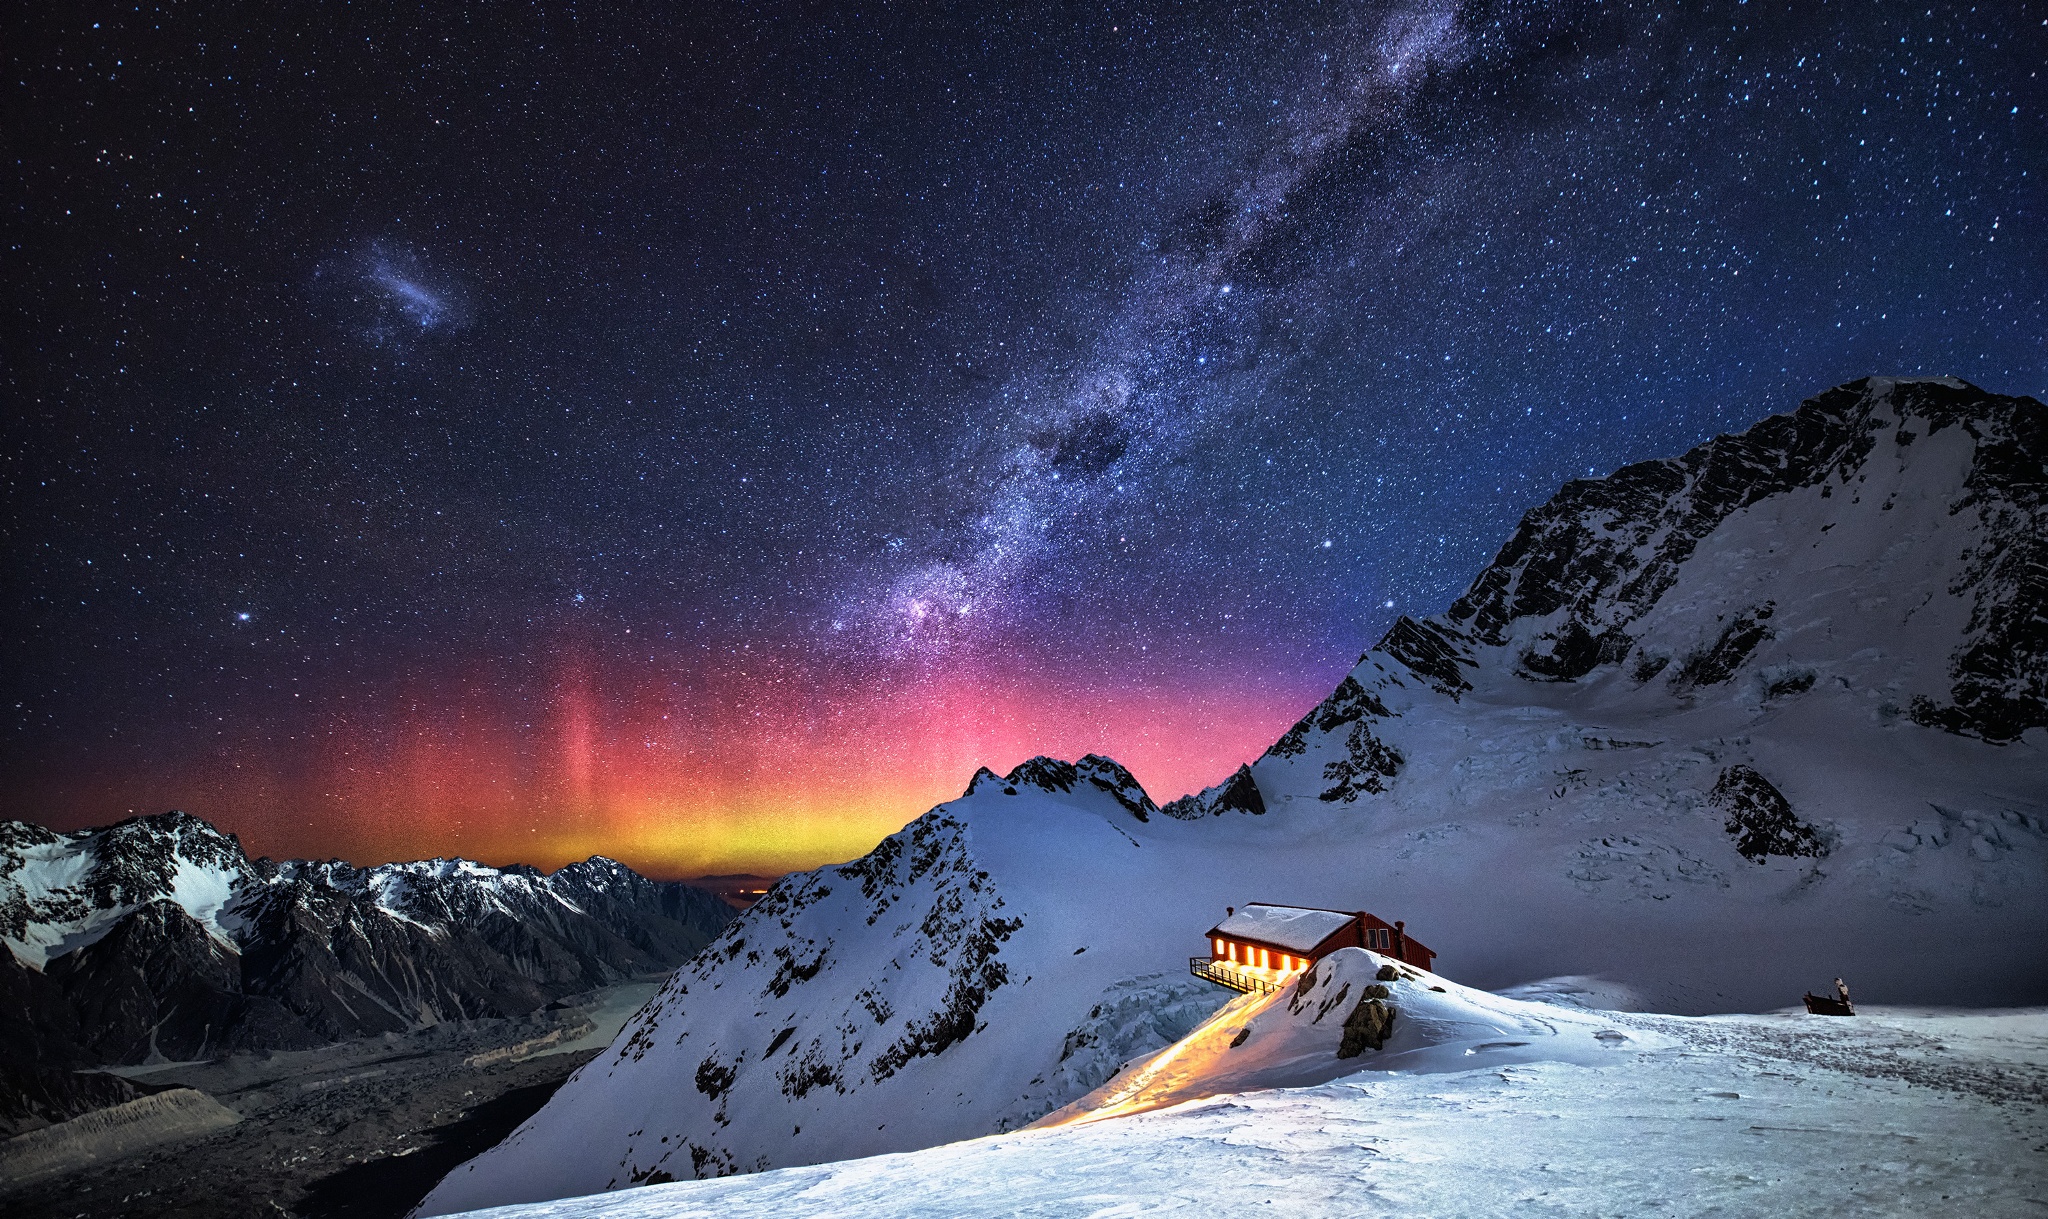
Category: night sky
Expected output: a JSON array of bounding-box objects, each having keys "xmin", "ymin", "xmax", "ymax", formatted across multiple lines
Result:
[{"xmin": 7, "ymin": 2, "xmax": 2043, "ymax": 877}]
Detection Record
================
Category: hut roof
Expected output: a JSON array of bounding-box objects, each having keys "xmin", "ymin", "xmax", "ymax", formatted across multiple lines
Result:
[{"xmin": 1209, "ymin": 904, "xmax": 1353, "ymax": 953}]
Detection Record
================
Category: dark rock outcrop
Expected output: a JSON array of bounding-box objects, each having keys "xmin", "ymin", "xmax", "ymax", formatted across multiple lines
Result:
[
  {"xmin": 1211, "ymin": 765, "xmax": 1266, "ymax": 815},
  {"xmin": 1159, "ymin": 762, "xmax": 1265, "ymax": 819},
  {"xmin": 1673, "ymin": 604, "xmax": 1777, "ymax": 692},
  {"xmin": 1003, "ymin": 757, "xmax": 1078, "ymax": 794},
  {"xmin": 1075, "ymin": 755, "xmax": 1160, "ymax": 822},
  {"xmin": 1909, "ymin": 391, "xmax": 2048, "ymax": 740},
  {"xmin": 1376, "ymin": 616, "xmax": 1478, "ymax": 696},
  {"xmin": 1442, "ymin": 386, "xmax": 1891, "ymax": 655},
  {"xmin": 1337, "ymin": 997, "xmax": 1395, "ymax": 1057},
  {"xmin": 1711, "ymin": 766, "xmax": 1828, "ymax": 863}
]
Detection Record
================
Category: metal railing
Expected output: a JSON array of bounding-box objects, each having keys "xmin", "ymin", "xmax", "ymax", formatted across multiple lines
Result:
[{"xmin": 1189, "ymin": 956, "xmax": 1286, "ymax": 995}]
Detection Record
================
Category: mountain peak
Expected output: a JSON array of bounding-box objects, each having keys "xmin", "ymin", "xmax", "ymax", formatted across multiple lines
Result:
[
  {"xmin": 977, "ymin": 755, "xmax": 1158, "ymax": 822},
  {"xmin": 1003, "ymin": 756, "xmax": 1079, "ymax": 793},
  {"xmin": 1402, "ymin": 375, "xmax": 2045, "ymax": 738}
]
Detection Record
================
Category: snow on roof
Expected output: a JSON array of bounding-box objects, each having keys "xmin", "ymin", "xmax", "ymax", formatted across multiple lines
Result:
[{"xmin": 1209, "ymin": 904, "xmax": 1355, "ymax": 953}]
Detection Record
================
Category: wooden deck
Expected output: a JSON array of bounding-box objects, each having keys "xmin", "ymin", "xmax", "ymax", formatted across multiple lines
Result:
[{"xmin": 1189, "ymin": 956, "xmax": 1287, "ymax": 995}]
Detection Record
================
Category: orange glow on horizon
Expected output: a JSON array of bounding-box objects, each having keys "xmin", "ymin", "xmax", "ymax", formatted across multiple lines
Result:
[{"xmin": 48, "ymin": 641, "xmax": 1321, "ymax": 879}]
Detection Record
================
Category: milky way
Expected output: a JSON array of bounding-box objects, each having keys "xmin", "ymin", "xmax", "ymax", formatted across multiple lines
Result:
[
  {"xmin": 7, "ymin": 1, "xmax": 2043, "ymax": 875},
  {"xmin": 848, "ymin": 1, "xmax": 1473, "ymax": 660}
]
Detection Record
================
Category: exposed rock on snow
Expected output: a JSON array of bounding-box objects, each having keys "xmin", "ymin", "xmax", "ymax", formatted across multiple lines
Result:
[
  {"xmin": 1160, "ymin": 762, "xmax": 1265, "ymax": 818},
  {"xmin": 416, "ymin": 379, "xmax": 2047, "ymax": 1214},
  {"xmin": 1337, "ymin": 994, "xmax": 1395, "ymax": 1056},
  {"xmin": 1712, "ymin": 764, "xmax": 1828, "ymax": 862}
]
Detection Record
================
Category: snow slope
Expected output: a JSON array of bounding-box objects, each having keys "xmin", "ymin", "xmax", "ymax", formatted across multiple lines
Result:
[
  {"xmin": 1037, "ymin": 947, "xmax": 1672, "ymax": 1127},
  {"xmin": 435, "ymin": 1002, "xmax": 2048, "ymax": 1218},
  {"xmin": 416, "ymin": 377, "xmax": 2047, "ymax": 1214}
]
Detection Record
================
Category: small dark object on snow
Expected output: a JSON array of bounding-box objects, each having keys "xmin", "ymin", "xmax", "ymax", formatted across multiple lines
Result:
[
  {"xmin": 1375, "ymin": 964, "xmax": 1399, "ymax": 982},
  {"xmin": 1229, "ymin": 1026, "xmax": 1251, "ymax": 1048},
  {"xmin": 1801, "ymin": 977, "xmax": 1855, "ymax": 1016}
]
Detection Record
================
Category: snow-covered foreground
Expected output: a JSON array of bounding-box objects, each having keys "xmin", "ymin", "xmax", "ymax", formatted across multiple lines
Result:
[
  {"xmin": 1037, "ymin": 949, "xmax": 1680, "ymax": 1126},
  {"xmin": 440, "ymin": 1000, "xmax": 2048, "ymax": 1218}
]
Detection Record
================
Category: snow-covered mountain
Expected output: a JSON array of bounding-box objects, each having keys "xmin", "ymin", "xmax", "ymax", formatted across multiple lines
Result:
[
  {"xmin": 0, "ymin": 810, "xmax": 732, "ymax": 1130},
  {"xmin": 415, "ymin": 376, "xmax": 2047, "ymax": 1215}
]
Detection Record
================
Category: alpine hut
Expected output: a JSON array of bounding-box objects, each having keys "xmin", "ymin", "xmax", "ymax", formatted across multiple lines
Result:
[{"xmin": 1192, "ymin": 902, "xmax": 1437, "ymax": 994}]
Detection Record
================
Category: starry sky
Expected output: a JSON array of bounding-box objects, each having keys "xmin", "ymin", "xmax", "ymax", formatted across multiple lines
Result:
[{"xmin": 6, "ymin": 1, "xmax": 2043, "ymax": 877}]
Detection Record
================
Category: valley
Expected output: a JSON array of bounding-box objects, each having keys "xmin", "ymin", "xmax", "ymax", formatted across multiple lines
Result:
[{"xmin": 0, "ymin": 981, "xmax": 663, "ymax": 1219}]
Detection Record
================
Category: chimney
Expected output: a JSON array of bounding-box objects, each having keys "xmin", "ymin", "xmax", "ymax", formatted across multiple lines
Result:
[{"xmin": 1226, "ymin": 906, "xmax": 1234, "ymax": 917}]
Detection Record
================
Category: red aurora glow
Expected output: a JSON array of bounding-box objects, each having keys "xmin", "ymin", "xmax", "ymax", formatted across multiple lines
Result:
[{"xmin": 52, "ymin": 643, "xmax": 1320, "ymax": 878}]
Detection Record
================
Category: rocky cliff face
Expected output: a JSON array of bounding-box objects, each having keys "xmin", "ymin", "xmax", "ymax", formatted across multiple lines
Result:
[
  {"xmin": 1449, "ymin": 376, "xmax": 2045, "ymax": 742},
  {"xmin": 0, "ymin": 811, "xmax": 734, "ymax": 1129},
  {"xmin": 419, "ymin": 378, "xmax": 2046, "ymax": 1215},
  {"xmin": 1162, "ymin": 376, "xmax": 2046, "ymax": 823}
]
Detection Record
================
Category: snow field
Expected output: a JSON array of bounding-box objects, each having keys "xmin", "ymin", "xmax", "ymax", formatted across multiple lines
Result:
[{"xmin": 435, "ymin": 1006, "xmax": 2048, "ymax": 1218}]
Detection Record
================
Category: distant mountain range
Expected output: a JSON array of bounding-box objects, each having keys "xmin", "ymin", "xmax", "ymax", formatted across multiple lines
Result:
[
  {"xmin": 412, "ymin": 377, "xmax": 2047, "ymax": 1215},
  {"xmin": 0, "ymin": 811, "xmax": 733, "ymax": 1134}
]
